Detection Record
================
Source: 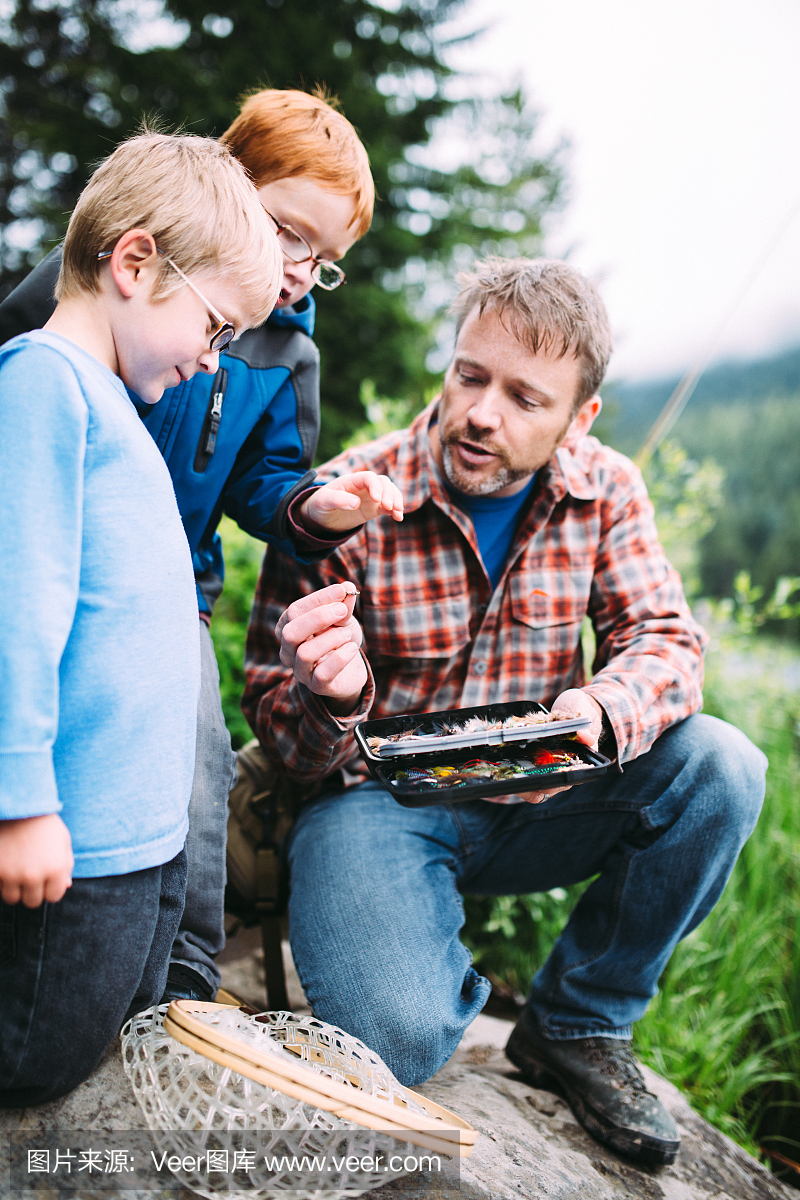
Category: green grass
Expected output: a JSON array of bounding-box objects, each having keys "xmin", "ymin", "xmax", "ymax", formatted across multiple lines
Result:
[{"xmin": 651, "ymin": 628, "xmax": 800, "ymax": 1165}]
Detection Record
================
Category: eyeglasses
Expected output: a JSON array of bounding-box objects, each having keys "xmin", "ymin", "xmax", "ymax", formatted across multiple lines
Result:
[
  {"xmin": 96, "ymin": 248, "xmax": 236, "ymax": 353},
  {"xmin": 262, "ymin": 209, "xmax": 346, "ymax": 291}
]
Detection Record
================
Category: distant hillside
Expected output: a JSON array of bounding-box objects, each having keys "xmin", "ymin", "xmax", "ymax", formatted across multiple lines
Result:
[
  {"xmin": 594, "ymin": 343, "xmax": 800, "ymax": 608},
  {"xmin": 599, "ymin": 344, "xmax": 800, "ymax": 456}
]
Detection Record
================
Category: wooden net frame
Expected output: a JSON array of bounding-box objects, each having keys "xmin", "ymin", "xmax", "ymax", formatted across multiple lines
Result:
[{"xmin": 121, "ymin": 1002, "xmax": 476, "ymax": 1200}]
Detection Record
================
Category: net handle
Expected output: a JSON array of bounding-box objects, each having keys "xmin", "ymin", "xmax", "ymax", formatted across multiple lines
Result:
[{"xmin": 164, "ymin": 1003, "xmax": 476, "ymax": 1158}]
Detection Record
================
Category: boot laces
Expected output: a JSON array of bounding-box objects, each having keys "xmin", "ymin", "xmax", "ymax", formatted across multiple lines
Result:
[{"xmin": 586, "ymin": 1041, "xmax": 648, "ymax": 1092}]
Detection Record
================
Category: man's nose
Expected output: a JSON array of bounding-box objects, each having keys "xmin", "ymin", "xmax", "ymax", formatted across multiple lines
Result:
[{"xmin": 467, "ymin": 386, "xmax": 503, "ymax": 429}]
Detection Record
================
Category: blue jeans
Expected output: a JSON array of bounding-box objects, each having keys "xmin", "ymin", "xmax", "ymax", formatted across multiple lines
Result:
[
  {"xmin": 287, "ymin": 714, "xmax": 766, "ymax": 1087},
  {"xmin": 0, "ymin": 849, "xmax": 186, "ymax": 1106},
  {"xmin": 169, "ymin": 620, "xmax": 238, "ymax": 994}
]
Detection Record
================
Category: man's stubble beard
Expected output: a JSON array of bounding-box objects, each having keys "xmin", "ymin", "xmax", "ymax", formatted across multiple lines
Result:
[
  {"xmin": 439, "ymin": 415, "xmax": 572, "ymax": 497},
  {"xmin": 440, "ymin": 438, "xmax": 532, "ymax": 496}
]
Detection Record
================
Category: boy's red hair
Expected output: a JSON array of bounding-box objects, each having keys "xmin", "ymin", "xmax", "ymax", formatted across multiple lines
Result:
[{"xmin": 221, "ymin": 88, "xmax": 374, "ymax": 239}]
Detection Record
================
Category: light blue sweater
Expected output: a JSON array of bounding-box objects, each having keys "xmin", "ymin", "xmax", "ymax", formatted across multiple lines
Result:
[{"xmin": 0, "ymin": 331, "xmax": 199, "ymax": 877}]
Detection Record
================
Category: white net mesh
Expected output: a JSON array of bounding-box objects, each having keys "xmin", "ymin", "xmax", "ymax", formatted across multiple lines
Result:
[{"xmin": 120, "ymin": 1006, "xmax": 431, "ymax": 1199}]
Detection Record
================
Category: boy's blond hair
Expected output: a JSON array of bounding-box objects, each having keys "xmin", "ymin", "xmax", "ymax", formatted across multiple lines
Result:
[
  {"xmin": 58, "ymin": 131, "xmax": 282, "ymax": 327},
  {"xmin": 221, "ymin": 88, "xmax": 374, "ymax": 239},
  {"xmin": 451, "ymin": 257, "xmax": 614, "ymax": 412}
]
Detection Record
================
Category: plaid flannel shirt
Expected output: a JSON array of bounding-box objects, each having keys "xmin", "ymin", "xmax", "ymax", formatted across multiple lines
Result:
[{"xmin": 243, "ymin": 402, "xmax": 708, "ymax": 796}]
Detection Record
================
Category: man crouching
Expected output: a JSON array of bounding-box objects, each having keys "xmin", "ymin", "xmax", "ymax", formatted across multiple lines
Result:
[{"xmin": 243, "ymin": 257, "xmax": 767, "ymax": 1167}]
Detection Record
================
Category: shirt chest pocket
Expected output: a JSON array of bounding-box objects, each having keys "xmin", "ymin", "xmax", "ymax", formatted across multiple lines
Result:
[{"xmin": 509, "ymin": 567, "xmax": 592, "ymax": 648}]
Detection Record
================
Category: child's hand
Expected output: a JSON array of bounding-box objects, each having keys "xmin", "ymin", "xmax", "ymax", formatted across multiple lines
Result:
[
  {"xmin": 276, "ymin": 582, "xmax": 366, "ymax": 714},
  {"xmin": 0, "ymin": 814, "xmax": 74, "ymax": 907},
  {"xmin": 300, "ymin": 472, "xmax": 404, "ymax": 533}
]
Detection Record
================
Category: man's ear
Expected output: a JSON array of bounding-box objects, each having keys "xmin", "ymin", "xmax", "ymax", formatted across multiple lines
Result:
[
  {"xmin": 562, "ymin": 395, "xmax": 602, "ymax": 452},
  {"xmin": 105, "ymin": 229, "xmax": 159, "ymax": 299}
]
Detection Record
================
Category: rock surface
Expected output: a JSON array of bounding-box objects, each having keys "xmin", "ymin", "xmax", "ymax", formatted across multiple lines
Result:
[{"xmin": 1, "ymin": 928, "xmax": 793, "ymax": 1200}]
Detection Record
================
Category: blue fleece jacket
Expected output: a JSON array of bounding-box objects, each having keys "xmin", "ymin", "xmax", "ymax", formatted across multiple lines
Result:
[
  {"xmin": 142, "ymin": 293, "xmax": 321, "ymax": 614},
  {"xmin": 0, "ymin": 332, "xmax": 199, "ymax": 877}
]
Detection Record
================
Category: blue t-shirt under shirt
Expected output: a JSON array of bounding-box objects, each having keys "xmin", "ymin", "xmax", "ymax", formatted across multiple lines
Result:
[{"xmin": 448, "ymin": 475, "xmax": 537, "ymax": 589}]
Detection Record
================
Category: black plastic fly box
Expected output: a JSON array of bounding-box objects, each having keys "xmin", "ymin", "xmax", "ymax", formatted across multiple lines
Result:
[{"xmin": 354, "ymin": 700, "xmax": 613, "ymax": 808}]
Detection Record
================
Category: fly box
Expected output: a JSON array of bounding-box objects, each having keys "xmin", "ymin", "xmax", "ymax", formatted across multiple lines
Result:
[{"xmin": 354, "ymin": 700, "xmax": 613, "ymax": 808}]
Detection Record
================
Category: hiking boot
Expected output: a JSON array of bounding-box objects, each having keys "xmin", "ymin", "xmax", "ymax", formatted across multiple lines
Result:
[{"xmin": 506, "ymin": 1008, "xmax": 680, "ymax": 1166}]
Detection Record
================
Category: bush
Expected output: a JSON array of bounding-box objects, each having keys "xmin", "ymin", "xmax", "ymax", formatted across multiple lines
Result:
[{"xmin": 209, "ymin": 517, "xmax": 264, "ymax": 750}]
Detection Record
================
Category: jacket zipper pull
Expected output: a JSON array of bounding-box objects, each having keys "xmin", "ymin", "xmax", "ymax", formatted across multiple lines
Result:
[{"xmin": 204, "ymin": 370, "xmax": 227, "ymax": 457}]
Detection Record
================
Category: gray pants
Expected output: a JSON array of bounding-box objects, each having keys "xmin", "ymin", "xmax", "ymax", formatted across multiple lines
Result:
[{"xmin": 170, "ymin": 619, "xmax": 238, "ymax": 994}]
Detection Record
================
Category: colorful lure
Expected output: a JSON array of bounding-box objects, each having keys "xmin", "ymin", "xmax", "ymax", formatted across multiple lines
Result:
[{"xmin": 390, "ymin": 749, "xmax": 581, "ymax": 792}]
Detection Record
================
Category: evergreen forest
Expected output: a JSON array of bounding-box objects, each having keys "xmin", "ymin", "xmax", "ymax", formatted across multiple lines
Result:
[{"xmin": 600, "ymin": 347, "xmax": 800, "ymax": 621}]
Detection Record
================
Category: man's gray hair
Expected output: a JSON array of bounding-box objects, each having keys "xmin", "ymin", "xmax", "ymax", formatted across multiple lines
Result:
[{"xmin": 451, "ymin": 257, "xmax": 613, "ymax": 411}]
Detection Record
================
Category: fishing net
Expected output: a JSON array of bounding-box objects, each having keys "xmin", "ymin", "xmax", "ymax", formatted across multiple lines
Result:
[{"xmin": 121, "ymin": 1002, "xmax": 474, "ymax": 1199}]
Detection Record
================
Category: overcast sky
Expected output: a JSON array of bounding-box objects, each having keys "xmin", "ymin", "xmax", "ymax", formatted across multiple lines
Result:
[{"xmin": 442, "ymin": 0, "xmax": 800, "ymax": 383}]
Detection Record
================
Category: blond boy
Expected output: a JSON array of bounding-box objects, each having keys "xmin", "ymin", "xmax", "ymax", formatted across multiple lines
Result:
[{"xmin": 0, "ymin": 131, "xmax": 282, "ymax": 1104}]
